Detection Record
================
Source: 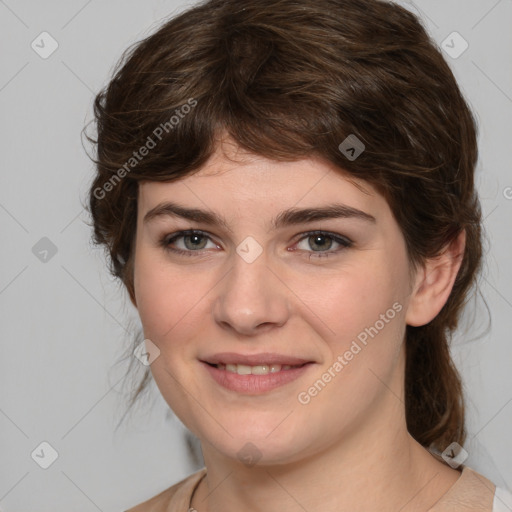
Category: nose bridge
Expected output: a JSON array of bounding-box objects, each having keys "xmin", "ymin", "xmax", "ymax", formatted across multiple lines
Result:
[{"xmin": 213, "ymin": 246, "xmax": 289, "ymax": 334}]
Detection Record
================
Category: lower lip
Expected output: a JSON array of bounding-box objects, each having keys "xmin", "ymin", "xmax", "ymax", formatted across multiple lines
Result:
[{"xmin": 201, "ymin": 362, "xmax": 314, "ymax": 394}]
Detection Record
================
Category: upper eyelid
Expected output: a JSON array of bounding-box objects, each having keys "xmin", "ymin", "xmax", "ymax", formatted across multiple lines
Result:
[{"xmin": 165, "ymin": 229, "xmax": 220, "ymax": 245}]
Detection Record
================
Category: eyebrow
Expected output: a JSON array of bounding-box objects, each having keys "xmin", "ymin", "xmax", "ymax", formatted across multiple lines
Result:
[{"xmin": 143, "ymin": 200, "xmax": 376, "ymax": 231}]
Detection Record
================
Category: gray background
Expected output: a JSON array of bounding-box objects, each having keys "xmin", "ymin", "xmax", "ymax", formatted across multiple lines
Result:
[{"xmin": 1, "ymin": 0, "xmax": 511, "ymax": 510}]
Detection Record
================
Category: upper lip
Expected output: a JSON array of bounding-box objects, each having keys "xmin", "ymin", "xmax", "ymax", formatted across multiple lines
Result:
[{"xmin": 201, "ymin": 352, "xmax": 313, "ymax": 366}]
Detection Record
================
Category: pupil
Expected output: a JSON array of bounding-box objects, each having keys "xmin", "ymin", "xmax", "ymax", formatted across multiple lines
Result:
[
  {"xmin": 186, "ymin": 234, "xmax": 205, "ymax": 249},
  {"xmin": 311, "ymin": 235, "xmax": 331, "ymax": 251}
]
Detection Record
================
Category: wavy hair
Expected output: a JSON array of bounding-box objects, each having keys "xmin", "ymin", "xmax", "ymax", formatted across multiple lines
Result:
[{"xmin": 86, "ymin": 0, "xmax": 484, "ymax": 452}]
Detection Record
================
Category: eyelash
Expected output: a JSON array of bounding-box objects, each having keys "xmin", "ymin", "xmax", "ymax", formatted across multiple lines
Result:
[{"xmin": 159, "ymin": 229, "xmax": 353, "ymax": 259}]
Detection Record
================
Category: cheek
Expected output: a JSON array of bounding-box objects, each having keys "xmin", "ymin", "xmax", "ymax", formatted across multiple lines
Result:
[
  {"xmin": 133, "ymin": 259, "xmax": 167, "ymax": 337},
  {"xmin": 134, "ymin": 249, "xmax": 183, "ymax": 339},
  {"xmin": 133, "ymin": 248, "xmax": 215, "ymax": 350},
  {"xmin": 133, "ymin": 251, "xmax": 205, "ymax": 405},
  {"xmin": 300, "ymin": 258, "xmax": 406, "ymax": 343},
  {"xmin": 306, "ymin": 254, "xmax": 408, "ymax": 389}
]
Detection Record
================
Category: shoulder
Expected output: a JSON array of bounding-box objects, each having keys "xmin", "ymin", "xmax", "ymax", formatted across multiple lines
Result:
[
  {"xmin": 430, "ymin": 465, "xmax": 497, "ymax": 511},
  {"xmin": 124, "ymin": 468, "xmax": 207, "ymax": 512}
]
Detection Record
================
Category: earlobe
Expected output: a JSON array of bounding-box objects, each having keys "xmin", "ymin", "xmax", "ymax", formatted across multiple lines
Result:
[{"xmin": 405, "ymin": 230, "xmax": 466, "ymax": 327}]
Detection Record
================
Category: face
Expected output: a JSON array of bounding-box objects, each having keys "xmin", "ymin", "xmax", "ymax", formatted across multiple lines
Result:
[{"xmin": 132, "ymin": 139, "xmax": 416, "ymax": 466}]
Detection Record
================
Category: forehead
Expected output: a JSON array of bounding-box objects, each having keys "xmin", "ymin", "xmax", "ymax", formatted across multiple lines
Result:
[{"xmin": 138, "ymin": 139, "xmax": 384, "ymax": 216}]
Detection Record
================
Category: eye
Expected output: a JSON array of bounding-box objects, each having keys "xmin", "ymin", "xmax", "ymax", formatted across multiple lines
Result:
[
  {"xmin": 159, "ymin": 229, "xmax": 353, "ymax": 259},
  {"xmin": 292, "ymin": 231, "xmax": 353, "ymax": 259},
  {"xmin": 160, "ymin": 230, "xmax": 219, "ymax": 256}
]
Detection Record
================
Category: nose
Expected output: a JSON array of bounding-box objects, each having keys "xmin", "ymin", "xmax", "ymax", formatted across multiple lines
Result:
[{"xmin": 212, "ymin": 250, "xmax": 290, "ymax": 337}]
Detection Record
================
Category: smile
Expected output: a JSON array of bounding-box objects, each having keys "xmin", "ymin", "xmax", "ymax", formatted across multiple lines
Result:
[{"xmin": 201, "ymin": 361, "xmax": 314, "ymax": 394}]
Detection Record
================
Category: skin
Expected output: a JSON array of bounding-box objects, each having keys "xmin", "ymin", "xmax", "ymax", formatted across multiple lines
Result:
[{"xmin": 131, "ymin": 136, "xmax": 466, "ymax": 511}]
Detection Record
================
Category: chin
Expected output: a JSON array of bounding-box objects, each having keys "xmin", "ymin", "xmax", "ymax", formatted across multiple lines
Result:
[{"xmin": 196, "ymin": 417, "xmax": 320, "ymax": 468}]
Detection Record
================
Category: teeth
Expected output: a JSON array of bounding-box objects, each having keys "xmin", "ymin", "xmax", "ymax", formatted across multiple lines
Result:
[{"xmin": 218, "ymin": 363, "xmax": 297, "ymax": 374}]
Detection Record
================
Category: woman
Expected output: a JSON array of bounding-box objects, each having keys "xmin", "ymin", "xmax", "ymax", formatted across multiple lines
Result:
[{"xmin": 87, "ymin": 0, "xmax": 512, "ymax": 510}]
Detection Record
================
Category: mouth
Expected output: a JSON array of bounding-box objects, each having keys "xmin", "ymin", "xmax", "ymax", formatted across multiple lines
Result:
[{"xmin": 200, "ymin": 357, "xmax": 315, "ymax": 394}]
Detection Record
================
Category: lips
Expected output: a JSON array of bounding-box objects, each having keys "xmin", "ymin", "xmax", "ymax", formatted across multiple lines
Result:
[{"xmin": 200, "ymin": 352, "xmax": 315, "ymax": 394}]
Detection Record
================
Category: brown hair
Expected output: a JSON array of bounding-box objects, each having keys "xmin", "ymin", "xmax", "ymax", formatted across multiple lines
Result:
[{"xmin": 86, "ymin": 0, "xmax": 483, "ymax": 452}]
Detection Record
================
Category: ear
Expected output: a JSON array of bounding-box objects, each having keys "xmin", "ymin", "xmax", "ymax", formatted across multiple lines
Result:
[{"xmin": 405, "ymin": 229, "xmax": 466, "ymax": 327}]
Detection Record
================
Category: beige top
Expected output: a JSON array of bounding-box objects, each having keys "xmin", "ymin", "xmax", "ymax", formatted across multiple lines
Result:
[{"xmin": 125, "ymin": 465, "xmax": 498, "ymax": 512}]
